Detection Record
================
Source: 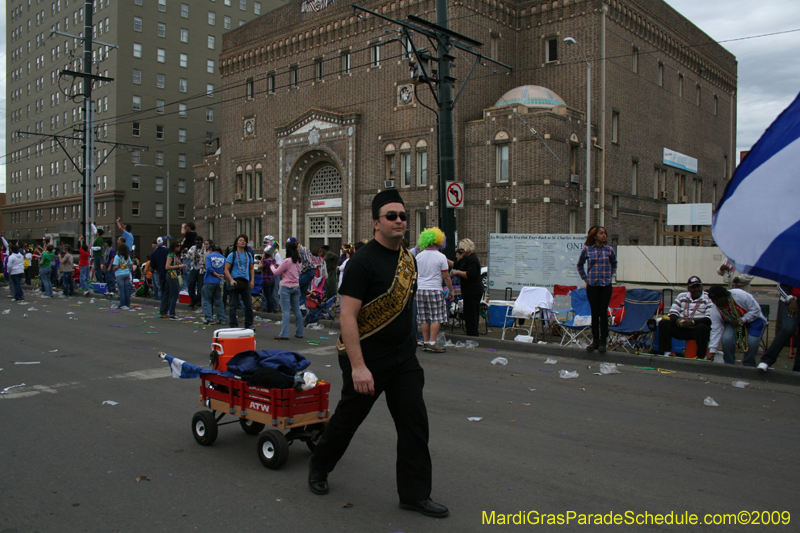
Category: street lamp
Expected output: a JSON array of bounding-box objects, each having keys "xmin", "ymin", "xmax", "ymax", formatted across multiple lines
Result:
[
  {"xmin": 134, "ymin": 163, "xmax": 170, "ymax": 243},
  {"xmin": 564, "ymin": 36, "xmax": 592, "ymax": 232}
]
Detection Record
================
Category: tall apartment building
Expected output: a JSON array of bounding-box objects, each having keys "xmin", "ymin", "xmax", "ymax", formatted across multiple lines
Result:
[
  {"xmin": 3, "ymin": 0, "xmax": 287, "ymax": 255},
  {"xmin": 193, "ymin": 0, "xmax": 736, "ymax": 260}
]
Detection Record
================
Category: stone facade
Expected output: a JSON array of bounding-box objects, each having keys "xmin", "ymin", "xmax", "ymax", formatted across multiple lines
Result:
[{"xmin": 193, "ymin": 0, "xmax": 737, "ymax": 261}]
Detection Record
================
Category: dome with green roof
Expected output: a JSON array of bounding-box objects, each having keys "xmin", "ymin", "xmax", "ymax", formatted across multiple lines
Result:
[{"xmin": 495, "ymin": 85, "xmax": 566, "ymax": 109}]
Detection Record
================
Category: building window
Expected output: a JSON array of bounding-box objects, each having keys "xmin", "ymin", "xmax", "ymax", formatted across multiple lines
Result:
[
  {"xmin": 247, "ymin": 77, "xmax": 254, "ymax": 98},
  {"xmin": 132, "ymin": 122, "xmax": 140, "ymax": 136},
  {"xmin": 240, "ymin": 0, "xmax": 247, "ymax": 10},
  {"xmin": 206, "ymin": 108, "xmax": 214, "ymax": 122},
  {"xmin": 496, "ymin": 209, "xmax": 509, "ymax": 233},
  {"xmin": 611, "ymin": 110, "xmax": 620, "ymax": 144},
  {"xmin": 157, "ymin": 73, "xmax": 165, "ymax": 88},
  {"xmin": 156, "ymin": 125, "xmax": 164, "ymax": 139},
  {"xmin": 268, "ymin": 74, "xmax": 275, "ymax": 93},
  {"xmin": 209, "ymin": 180, "xmax": 216, "ymax": 204},
  {"xmin": 133, "ymin": 43, "xmax": 142, "ymax": 58},
  {"xmin": 132, "ymin": 150, "xmax": 141, "ymax": 164},
  {"xmin": 254, "ymin": 1, "xmax": 261, "ymax": 15},
  {"xmin": 384, "ymin": 144, "xmax": 396, "ymax": 181},
  {"xmin": 157, "ymin": 48, "xmax": 165, "ymax": 63},
  {"xmin": 178, "ymin": 204, "xmax": 186, "ymax": 218},
  {"xmin": 179, "ymin": 104, "xmax": 187, "ymax": 117},
  {"xmin": 179, "ymin": 78, "xmax": 187, "ymax": 92},
  {"xmin": 611, "ymin": 195, "xmax": 619, "ymax": 218},
  {"xmin": 180, "ymin": 54, "xmax": 188, "ymax": 68},
  {"xmin": 181, "ymin": 28, "xmax": 189, "ymax": 43},
  {"xmin": 133, "ymin": 16, "xmax": 142, "ymax": 32},
  {"xmin": 256, "ymin": 171, "xmax": 263, "ymax": 199},
  {"xmin": 207, "ymin": 59, "xmax": 215, "ymax": 74},
  {"xmin": 208, "ymin": 35, "xmax": 215, "ymax": 50},
  {"xmin": 208, "ymin": 221, "xmax": 215, "ymax": 241},
  {"xmin": 631, "ymin": 160, "xmax": 638, "ymax": 195},
  {"xmin": 155, "ymin": 177, "xmax": 164, "ymax": 191},
  {"xmin": 156, "ymin": 151, "xmax": 164, "ymax": 166},
  {"xmin": 678, "ymin": 74, "xmax": 684, "ymax": 97},
  {"xmin": 371, "ymin": 44, "xmax": 381, "ymax": 67},
  {"xmin": 496, "ymin": 144, "xmax": 509, "ymax": 183},
  {"xmin": 178, "ymin": 154, "xmax": 186, "ymax": 168},
  {"xmin": 490, "ymin": 33, "xmax": 499, "ymax": 61},
  {"xmin": 658, "ymin": 62, "xmax": 664, "ymax": 87},
  {"xmin": 155, "ymin": 202, "xmax": 164, "ymax": 218},
  {"xmin": 696, "ymin": 84, "xmax": 701, "ymax": 106},
  {"xmin": 178, "ymin": 179, "xmax": 186, "ymax": 193},
  {"xmin": 416, "ymin": 210, "xmax": 427, "ymax": 240},
  {"xmin": 224, "ymin": 16, "xmax": 231, "ymax": 29},
  {"xmin": 569, "ymin": 210, "xmax": 577, "ymax": 234},
  {"xmin": 132, "ymin": 95, "xmax": 141, "ymax": 109},
  {"xmin": 208, "ymin": 11, "xmax": 216, "ymax": 25},
  {"xmin": 401, "ymin": 152, "xmax": 411, "ymax": 187},
  {"xmin": 341, "ymin": 52, "xmax": 351, "ymax": 75},
  {"xmin": 290, "ymin": 66, "xmax": 298, "ymax": 87},
  {"xmin": 713, "ymin": 94, "xmax": 719, "ymax": 116},
  {"xmin": 181, "ymin": 4, "xmax": 189, "ymax": 18},
  {"xmin": 158, "ymin": 0, "xmax": 166, "ymax": 11},
  {"xmin": 132, "ymin": 201, "xmax": 140, "ymax": 216},
  {"xmin": 158, "ymin": 22, "xmax": 166, "ymax": 38},
  {"xmin": 179, "ymin": 129, "xmax": 187, "ymax": 143},
  {"xmin": 315, "ymin": 59, "xmax": 323, "ymax": 81},
  {"xmin": 545, "ymin": 37, "xmax": 558, "ymax": 63},
  {"xmin": 207, "ymin": 84, "xmax": 214, "ymax": 97},
  {"xmin": 631, "ymin": 46, "xmax": 639, "ymax": 73},
  {"xmin": 132, "ymin": 175, "xmax": 140, "ymax": 189},
  {"xmin": 416, "ymin": 150, "xmax": 428, "ymax": 186},
  {"xmin": 157, "ymin": 100, "xmax": 165, "ymax": 114}
]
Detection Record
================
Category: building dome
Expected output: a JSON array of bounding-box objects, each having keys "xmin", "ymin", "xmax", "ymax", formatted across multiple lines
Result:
[{"xmin": 495, "ymin": 85, "xmax": 566, "ymax": 109}]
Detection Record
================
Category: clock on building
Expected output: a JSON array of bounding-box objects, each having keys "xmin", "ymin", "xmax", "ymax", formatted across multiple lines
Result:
[
  {"xmin": 244, "ymin": 118, "xmax": 255, "ymax": 137},
  {"xmin": 397, "ymin": 84, "xmax": 413, "ymax": 105}
]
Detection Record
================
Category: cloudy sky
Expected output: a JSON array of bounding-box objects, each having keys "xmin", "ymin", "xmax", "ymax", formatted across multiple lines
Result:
[{"xmin": 1, "ymin": 1, "xmax": 799, "ymax": 193}]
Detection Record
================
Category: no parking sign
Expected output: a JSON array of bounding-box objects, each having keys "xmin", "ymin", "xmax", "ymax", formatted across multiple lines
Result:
[{"xmin": 446, "ymin": 181, "xmax": 464, "ymax": 209}]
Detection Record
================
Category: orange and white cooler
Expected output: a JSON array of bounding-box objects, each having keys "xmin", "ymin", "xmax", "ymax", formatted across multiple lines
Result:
[{"xmin": 211, "ymin": 328, "xmax": 256, "ymax": 372}]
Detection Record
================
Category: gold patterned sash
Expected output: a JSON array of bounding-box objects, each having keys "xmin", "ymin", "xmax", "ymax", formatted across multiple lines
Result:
[{"xmin": 337, "ymin": 246, "xmax": 417, "ymax": 356}]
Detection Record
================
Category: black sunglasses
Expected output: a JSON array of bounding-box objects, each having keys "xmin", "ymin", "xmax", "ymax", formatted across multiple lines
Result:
[{"xmin": 379, "ymin": 211, "xmax": 408, "ymax": 222}]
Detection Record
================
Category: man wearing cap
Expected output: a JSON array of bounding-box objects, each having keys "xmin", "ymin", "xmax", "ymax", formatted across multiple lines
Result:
[
  {"xmin": 309, "ymin": 189, "xmax": 448, "ymax": 518},
  {"xmin": 656, "ymin": 276, "xmax": 713, "ymax": 359}
]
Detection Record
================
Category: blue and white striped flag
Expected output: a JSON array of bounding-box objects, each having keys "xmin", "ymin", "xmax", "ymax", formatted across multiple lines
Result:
[
  {"xmin": 713, "ymin": 91, "xmax": 800, "ymax": 287},
  {"xmin": 161, "ymin": 353, "xmax": 229, "ymax": 379}
]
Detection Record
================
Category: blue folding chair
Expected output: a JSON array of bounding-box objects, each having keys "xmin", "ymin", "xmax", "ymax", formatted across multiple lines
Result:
[
  {"xmin": 557, "ymin": 288, "xmax": 593, "ymax": 347},
  {"xmin": 608, "ymin": 289, "xmax": 662, "ymax": 352},
  {"xmin": 251, "ymin": 275, "xmax": 263, "ymax": 310}
]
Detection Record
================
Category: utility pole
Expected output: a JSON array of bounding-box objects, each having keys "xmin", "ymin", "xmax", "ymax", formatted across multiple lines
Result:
[
  {"xmin": 352, "ymin": 3, "xmax": 511, "ymax": 260},
  {"xmin": 83, "ymin": 0, "xmax": 95, "ymax": 246}
]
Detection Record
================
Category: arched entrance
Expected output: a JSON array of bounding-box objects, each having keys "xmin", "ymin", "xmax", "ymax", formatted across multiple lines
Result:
[{"xmin": 305, "ymin": 163, "xmax": 342, "ymax": 252}]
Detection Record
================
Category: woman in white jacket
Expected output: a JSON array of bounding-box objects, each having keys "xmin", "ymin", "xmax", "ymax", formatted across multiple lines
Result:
[
  {"xmin": 707, "ymin": 285, "xmax": 766, "ymax": 367},
  {"xmin": 7, "ymin": 244, "xmax": 26, "ymax": 301}
]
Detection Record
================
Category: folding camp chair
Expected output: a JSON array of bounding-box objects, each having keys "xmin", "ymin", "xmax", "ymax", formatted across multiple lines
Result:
[
  {"xmin": 607, "ymin": 289, "xmax": 662, "ymax": 352},
  {"xmin": 608, "ymin": 286, "xmax": 627, "ymax": 325},
  {"xmin": 251, "ymin": 275, "xmax": 263, "ymax": 310},
  {"xmin": 558, "ymin": 288, "xmax": 593, "ymax": 347},
  {"xmin": 500, "ymin": 287, "xmax": 554, "ymax": 340},
  {"xmin": 304, "ymin": 296, "xmax": 337, "ymax": 328}
]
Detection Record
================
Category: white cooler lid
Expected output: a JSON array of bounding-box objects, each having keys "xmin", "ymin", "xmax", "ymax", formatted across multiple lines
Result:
[{"xmin": 214, "ymin": 328, "xmax": 255, "ymax": 339}]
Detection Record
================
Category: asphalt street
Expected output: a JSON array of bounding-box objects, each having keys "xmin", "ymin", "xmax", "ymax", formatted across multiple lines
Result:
[{"xmin": 1, "ymin": 292, "xmax": 798, "ymax": 532}]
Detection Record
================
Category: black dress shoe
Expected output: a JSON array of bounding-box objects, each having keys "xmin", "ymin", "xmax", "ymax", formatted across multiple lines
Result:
[
  {"xmin": 586, "ymin": 342, "xmax": 599, "ymax": 352},
  {"xmin": 308, "ymin": 461, "xmax": 329, "ymax": 495},
  {"xmin": 598, "ymin": 344, "xmax": 607, "ymax": 353},
  {"xmin": 399, "ymin": 499, "xmax": 449, "ymax": 518}
]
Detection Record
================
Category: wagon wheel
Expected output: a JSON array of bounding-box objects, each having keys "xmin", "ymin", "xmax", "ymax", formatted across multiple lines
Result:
[
  {"xmin": 304, "ymin": 422, "xmax": 328, "ymax": 453},
  {"xmin": 191, "ymin": 411, "xmax": 218, "ymax": 446},
  {"xmin": 240, "ymin": 419, "xmax": 266, "ymax": 435},
  {"xmin": 257, "ymin": 430, "xmax": 289, "ymax": 469}
]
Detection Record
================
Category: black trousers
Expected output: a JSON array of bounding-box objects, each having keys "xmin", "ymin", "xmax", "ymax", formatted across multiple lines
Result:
[
  {"xmin": 462, "ymin": 289, "xmax": 482, "ymax": 337},
  {"xmin": 657, "ymin": 318, "xmax": 711, "ymax": 356},
  {"xmin": 586, "ymin": 284, "xmax": 613, "ymax": 344},
  {"xmin": 311, "ymin": 340, "xmax": 432, "ymax": 503}
]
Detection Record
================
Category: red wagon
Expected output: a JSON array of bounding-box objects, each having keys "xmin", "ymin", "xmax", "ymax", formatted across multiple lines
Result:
[{"xmin": 192, "ymin": 373, "xmax": 330, "ymax": 469}]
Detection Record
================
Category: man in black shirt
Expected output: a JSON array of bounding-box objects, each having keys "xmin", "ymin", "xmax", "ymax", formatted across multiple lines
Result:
[{"xmin": 308, "ymin": 189, "xmax": 448, "ymax": 518}]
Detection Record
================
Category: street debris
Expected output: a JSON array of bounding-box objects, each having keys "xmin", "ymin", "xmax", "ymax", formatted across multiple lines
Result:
[
  {"xmin": 731, "ymin": 381, "xmax": 749, "ymax": 388},
  {"xmin": 102, "ymin": 401, "xmax": 119, "ymax": 406},
  {"xmin": 467, "ymin": 417, "xmax": 483, "ymax": 422},
  {"xmin": 703, "ymin": 396, "xmax": 719, "ymax": 407},
  {"xmin": 559, "ymin": 370, "xmax": 579, "ymax": 379},
  {"xmin": 491, "ymin": 357, "xmax": 508, "ymax": 366},
  {"xmin": 544, "ymin": 357, "xmax": 558, "ymax": 365}
]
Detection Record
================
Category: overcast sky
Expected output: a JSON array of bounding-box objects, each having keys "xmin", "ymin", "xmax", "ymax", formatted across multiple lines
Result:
[{"xmin": 1, "ymin": 1, "xmax": 798, "ymax": 194}]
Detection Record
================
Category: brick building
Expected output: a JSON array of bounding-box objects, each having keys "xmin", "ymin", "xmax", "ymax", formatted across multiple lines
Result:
[{"xmin": 193, "ymin": 0, "xmax": 737, "ymax": 260}]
